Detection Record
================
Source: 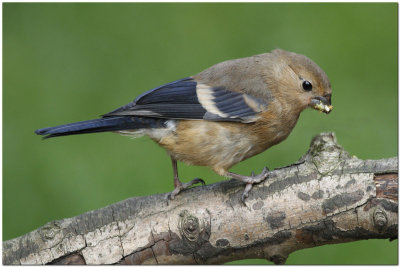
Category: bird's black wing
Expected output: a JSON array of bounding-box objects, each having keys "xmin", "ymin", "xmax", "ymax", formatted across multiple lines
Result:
[{"xmin": 103, "ymin": 77, "xmax": 268, "ymax": 123}]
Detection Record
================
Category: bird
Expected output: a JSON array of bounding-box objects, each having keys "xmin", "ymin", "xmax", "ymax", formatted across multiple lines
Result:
[{"xmin": 35, "ymin": 49, "xmax": 332, "ymax": 202}]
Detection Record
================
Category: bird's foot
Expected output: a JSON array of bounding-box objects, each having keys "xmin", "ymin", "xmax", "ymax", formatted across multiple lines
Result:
[
  {"xmin": 166, "ymin": 178, "xmax": 205, "ymax": 200},
  {"xmin": 227, "ymin": 167, "xmax": 270, "ymax": 204},
  {"xmin": 240, "ymin": 167, "xmax": 270, "ymax": 203}
]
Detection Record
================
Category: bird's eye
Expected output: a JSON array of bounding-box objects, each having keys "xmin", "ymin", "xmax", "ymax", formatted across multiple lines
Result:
[{"xmin": 302, "ymin": 80, "xmax": 312, "ymax": 91}]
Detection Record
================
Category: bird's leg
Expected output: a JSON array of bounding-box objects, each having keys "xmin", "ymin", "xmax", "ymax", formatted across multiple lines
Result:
[
  {"xmin": 226, "ymin": 167, "xmax": 270, "ymax": 203},
  {"xmin": 166, "ymin": 157, "xmax": 205, "ymax": 200}
]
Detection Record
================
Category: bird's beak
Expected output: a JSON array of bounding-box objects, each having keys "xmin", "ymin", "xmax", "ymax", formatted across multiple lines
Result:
[{"xmin": 310, "ymin": 94, "xmax": 332, "ymax": 114}]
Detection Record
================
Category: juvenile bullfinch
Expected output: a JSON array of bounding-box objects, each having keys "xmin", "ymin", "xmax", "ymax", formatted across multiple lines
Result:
[{"xmin": 35, "ymin": 49, "xmax": 332, "ymax": 202}]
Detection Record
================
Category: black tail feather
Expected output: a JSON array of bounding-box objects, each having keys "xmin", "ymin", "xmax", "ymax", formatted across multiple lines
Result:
[{"xmin": 35, "ymin": 116, "xmax": 165, "ymax": 139}]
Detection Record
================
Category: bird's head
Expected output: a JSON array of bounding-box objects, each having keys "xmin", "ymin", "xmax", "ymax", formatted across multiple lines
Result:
[{"xmin": 266, "ymin": 49, "xmax": 332, "ymax": 114}]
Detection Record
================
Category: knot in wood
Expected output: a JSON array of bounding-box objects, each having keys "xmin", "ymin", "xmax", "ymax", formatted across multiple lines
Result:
[
  {"xmin": 179, "ymin": 210, "xmax": 200, "ymax": 242},
  {"xmin": 308, "ymin": 132, "xmax": 347, "ymax": 175},
  {"xmin": 373, "ymin": 208, "xmax": 388, "ymax": 230},
  {"xmin": 268, "ymin": 254, "xmax": 288, "ymax": 265},
  {"xmin": 39, "ymin": 221, "xmax": 61, "ymax": 241}
]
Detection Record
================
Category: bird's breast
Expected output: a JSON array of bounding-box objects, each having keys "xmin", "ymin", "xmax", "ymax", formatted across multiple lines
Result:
[
  {"xmin": 153, "ymin": 106, "xmax": 300, "ymax": 173},
  {"xmin": 155, "ymin": 120, "xmax": 254, "ymax": 171}
]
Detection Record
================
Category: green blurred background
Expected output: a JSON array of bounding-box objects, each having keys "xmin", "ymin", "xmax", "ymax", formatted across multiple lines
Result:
[{"xmin": 3, "ymin": 3, "xmax": 397, "ymax": 264}]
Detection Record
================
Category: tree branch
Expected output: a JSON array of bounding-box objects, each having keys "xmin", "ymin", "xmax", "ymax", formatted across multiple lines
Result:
[{"xmin": 3, "ymin": 132, "xmax": 398, "ymax": 265}]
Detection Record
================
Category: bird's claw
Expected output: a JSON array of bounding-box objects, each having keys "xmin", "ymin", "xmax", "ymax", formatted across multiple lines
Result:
[
  {"xmin": 192, "ymin": 178, "xmax": 206, "ymax": 186},
  {"xmin": 240, "ymin": 166, "xmax": 270, "ymax": 204},
  {"xmin": 241, "ymin": 183, "xmax": 252, "ymax": 205},
  {"xmin": 165, "ymin": 177, "xmax": 205, "ymax": 201},
  {"xmin": 247, "ymin": 167, "xmax": 269, "ymax": 184},
  {"xmin": 261, "ymin": 166, "xmax": 270, "ymax": 174},
  {"xmin": 165, "ymin": 187, "xmax": 180, "ymax": 201}
]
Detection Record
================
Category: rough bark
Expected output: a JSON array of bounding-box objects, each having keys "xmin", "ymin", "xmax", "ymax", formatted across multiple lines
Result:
[{"xmin": 3, "ymin": 132, "xmax": 398, "ymax": 265}]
